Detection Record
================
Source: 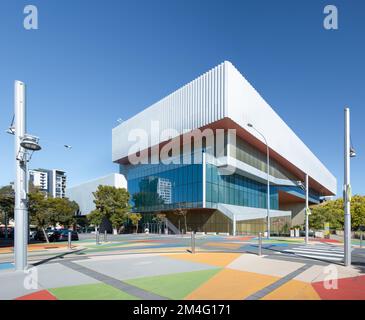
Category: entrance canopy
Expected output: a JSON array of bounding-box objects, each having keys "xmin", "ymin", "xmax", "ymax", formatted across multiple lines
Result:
[{"xmin": 217, "ymin": 203, "xmax": 291, "ymax": 222}]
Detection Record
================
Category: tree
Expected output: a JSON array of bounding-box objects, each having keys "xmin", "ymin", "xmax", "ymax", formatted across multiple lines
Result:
[
  {"xmin": 28, "ymin": 190, "xmax": 50, "ymax": 243},
  {"xmin": 309, "ymin": 195, "xmax": 365, "ymax": 231},
  {"xmin": 87, "ymin": 210, "xmax": 103, "ymax": 231},
  {"xmin": 0, "ymin": 185, "xmax": 15, "ymax": 238},
  {"xmin": 153, "ymin": 213, "xmax": 166, "ymax": 233},
  {"xmin": 174, "ymin": 207, "xmax": 188, "ymax": 234},
  {"xmin": 110, "ymin": 210, "xmax": 128, "ymax": 234},
  {"xmin": 309, "ymin": 198, "xmax": 343, "ymax": 230},
  {"xmin": 46, "ymin": 197, "xmax": 78, "ymax": 229},
  {"xmin": 351, "ymin": 195, "xmax": 365, "ymax": 230},
  {"xmin": 92, "ymin": 185, "xmax": 130, "ymax": 234},
  {"xmin": 129, "ymin": 213, "xmax": 142, "ymax": 233}
]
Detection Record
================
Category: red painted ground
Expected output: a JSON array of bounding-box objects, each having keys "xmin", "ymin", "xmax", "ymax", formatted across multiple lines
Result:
[
  {"xmin": 312, "ymin": 275, "xmax": 365, "ymax": 300},
  {"xmin": 310, "ymin": 238, "xmax": 341, "ymax": 243},
  {"xmin": 16, "ymin": 290, "xmax": 57, "ymax": 300}
]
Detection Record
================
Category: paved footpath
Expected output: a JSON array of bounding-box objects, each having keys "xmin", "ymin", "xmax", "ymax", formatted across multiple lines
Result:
[{"xmin": 0, "ymin": 235, "xmax": 364, "ymax": 300}]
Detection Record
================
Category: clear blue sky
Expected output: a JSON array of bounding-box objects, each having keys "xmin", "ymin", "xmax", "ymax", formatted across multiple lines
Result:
[{"xmin": 0, "ymin": 0, "xmax": 364, "ymax": 196}]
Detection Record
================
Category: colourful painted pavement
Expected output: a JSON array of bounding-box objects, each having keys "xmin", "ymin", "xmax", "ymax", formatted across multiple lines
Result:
[{"xmin": 1, "ymin": 235, "xmax": 364, "ymax": 300}]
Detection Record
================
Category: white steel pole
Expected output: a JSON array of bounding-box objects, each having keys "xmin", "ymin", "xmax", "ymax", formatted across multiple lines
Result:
[
  {"xmin": 247, "ymin": 124, "xmax": 270, "ymax": 239},
  {"xmin": 233, "ymin": 214, "xmax": 236, "ymax": 236},
  {"xmin": 202, "ymin": 150, "xmax": 206, "ymax": 209},
  {"xmin": 266, "ymin": 143, "xmax": 270, "ymax": 239},
  {"xmin": 344, "ymin": 107, "xmax": 351, "ymax": 266},
  {"xmin": 305, "ymin": 174, "xmax": 309, "ymax": 244},
  {"xmin": 14, "ymin": 81, "xmax": 28, "ymax": 271}
]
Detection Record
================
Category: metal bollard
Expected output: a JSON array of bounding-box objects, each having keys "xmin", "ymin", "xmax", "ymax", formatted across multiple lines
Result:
[
  {"xmin": 361, "ymin": 232, "xmax": 363, "ymax": 248},
  {"xmin": 104, "ymin": 230, "xmax": 107, "ymax": 242},
  {"xmin": 258, "ymin": 232, "xmax": 262, "ymax": 256},
  {"xmin": 68, "ymin": 231, "xmax": 72, "ymax": 249},
  {"xmin": 191, "ymin": 231, "xmax": 196, "ymax": 254}
]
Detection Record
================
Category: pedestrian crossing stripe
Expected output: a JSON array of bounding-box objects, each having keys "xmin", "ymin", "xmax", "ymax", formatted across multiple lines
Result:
[
  {"xmin": 285, "ymin": 249, "xmax": 344, "ymax": 257},
  {"xmin": 287, "ymin": 254, "xmax": 344, "ymax": 262},
  {"xmin": 289, "ymin": 247, "xmax": 344, "ymax": 253},
  {"xmin": 283, "ymin": 245, "xmax": 345, "ymax": 262}
]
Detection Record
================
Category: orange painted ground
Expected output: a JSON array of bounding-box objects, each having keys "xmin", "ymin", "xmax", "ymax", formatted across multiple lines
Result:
[
  {"xmin": 0, "ymin": 243, "xmax": 71, "ymax": 254},
  {"xmin": 203, "ymin": 242, "xmax": 242, "ymax": 249},
  {"xmin": 262, "ymin": 280, "xmax": 320, "ymax": 300},
  {"xmin": 16, "ymin": 290, "xmax": 57, "ymax": 300},
  {"xmin": 165, "ymin": 252, "xmax": 241, "ymax": 267},
  {"xmin": 185, "ymin": 269, "xmax": 279, "ymax": 300}
]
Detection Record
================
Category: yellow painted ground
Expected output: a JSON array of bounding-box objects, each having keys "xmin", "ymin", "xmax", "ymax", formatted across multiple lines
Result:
[
  {"xmin": 0, "ymin": 248, "xmax": 12, "ymax": 254},
  {"xmin": 185, "ymin": 269, "xmax": 279, "ymax": 300},
  {"xmin": 203, "ymin": 242, "xmax": 242, "ymax": 249},
  {"xmin": 164, "ymin": 252, "xmax": 242, "ymax": 267},
  {"xmin": 262, "ymin": 280, "xmax": 320, "ymax": 300},
  {"xmin": 0, "ymin": 243, "xmax": 70, "ymax": 254}
]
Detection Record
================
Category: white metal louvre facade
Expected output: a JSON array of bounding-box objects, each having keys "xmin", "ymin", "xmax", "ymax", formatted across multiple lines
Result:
[
  {"xmin": 112, "ymin": 62, "xmax": 227, "ymax": 162},
  {"xmin": 112, "ymin": 61, "xmax": 336, "ymax": 195}
]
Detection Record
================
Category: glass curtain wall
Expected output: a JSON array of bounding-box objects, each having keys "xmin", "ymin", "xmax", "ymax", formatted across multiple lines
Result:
[
  {"xmin": 127, "ymin": 163, "xmax": 203, "ymax": 212},
  {"xmin": 206, "ymin": 163, "xmax": 279, "ymax": 210}
]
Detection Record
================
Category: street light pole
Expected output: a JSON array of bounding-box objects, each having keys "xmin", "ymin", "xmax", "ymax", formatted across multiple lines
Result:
[
  {"xmin": 305, "ymin": 174, "xmax": 309, "ymax": 244},
  {"xmin": 344, "ymin": 107, "xmax": 352, "ymax": 266},
  {"xmin": 14, "ymin": 81, "xmax": 28, "ymax": 271},
  {"xmin": 265, "ymin": 140, "xmax": 270, "ymax": 239},
  {"xmin": 247, "ymin": 123, "xmax": 270, "ymax": 239}
]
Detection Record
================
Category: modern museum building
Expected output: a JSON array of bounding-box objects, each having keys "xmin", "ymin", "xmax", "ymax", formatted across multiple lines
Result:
[{"xmin": 112, "ymin": 61, "xmax": 336, "ymax": 235}]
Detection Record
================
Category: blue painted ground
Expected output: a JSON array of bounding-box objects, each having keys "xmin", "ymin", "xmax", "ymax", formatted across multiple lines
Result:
[{"xmin": 0, "ymin": 262, "xmax": 14, "ymax": 270}]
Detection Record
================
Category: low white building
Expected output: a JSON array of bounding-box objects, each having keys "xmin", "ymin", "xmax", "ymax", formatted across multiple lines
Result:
[{"xmin": 66, "ymin": 173, "xmax": 127, "ymax": 216}]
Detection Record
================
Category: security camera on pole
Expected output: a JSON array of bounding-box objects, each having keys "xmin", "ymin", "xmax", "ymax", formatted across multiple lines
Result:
[{"xmin": 13, "ymin": 81, "xmax": 41, "ymax": 271}]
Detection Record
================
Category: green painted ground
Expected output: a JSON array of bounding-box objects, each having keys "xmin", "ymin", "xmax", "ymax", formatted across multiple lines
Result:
[
  {"xmin": 125, "ymin": 268, "xmax": 221, "ymax": 300},
  {"xmin": 49, "ymin": 283, "xmax": 139, "ymax": 300}
]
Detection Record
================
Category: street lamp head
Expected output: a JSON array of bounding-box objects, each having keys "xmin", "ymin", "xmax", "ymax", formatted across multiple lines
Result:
[
  {"xmin": 350, "ymin": 147, "xmax": 356, "ymax": 158},
  {"xmin": 6, "ymin": 127, "xmax": 15, "ymax": 135},
  {"xmin": 247, "ymin": 123, "xmax": 253, "ymax": 128},
  {"xmin": 20, "ymin": 135, "xmax": 41, "ymax": 151},
  {"xmin": 64, "ymin": 145, "xmax": 72, "ymax": 149}
]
